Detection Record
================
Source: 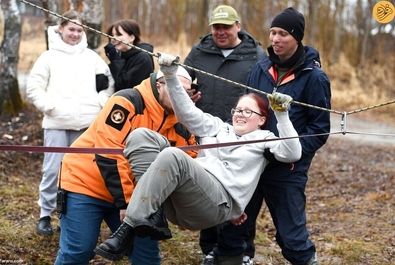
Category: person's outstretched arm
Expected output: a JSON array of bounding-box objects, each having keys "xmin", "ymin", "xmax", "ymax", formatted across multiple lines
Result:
[
  {"xmin": 266, "ymin": 93, "xmax": 302, "ymax": 163},
  {"xmin": 158, "ymin": 53, "xmax": 224, "ymax": 137}
]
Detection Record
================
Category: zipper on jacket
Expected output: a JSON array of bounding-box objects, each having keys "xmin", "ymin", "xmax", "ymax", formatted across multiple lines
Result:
[{"xmin": 156, "ymin": 114, "xmax": 168, "ymax": 132}]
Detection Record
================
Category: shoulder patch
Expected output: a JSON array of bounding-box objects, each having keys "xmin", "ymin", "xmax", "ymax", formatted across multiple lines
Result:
[{"xmin": 105, "ymin": 103, "xmax": 130, "ymax": 131}]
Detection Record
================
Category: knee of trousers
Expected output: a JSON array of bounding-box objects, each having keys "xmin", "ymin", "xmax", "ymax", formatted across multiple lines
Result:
[
  {"xmin": 155, "ymin": 147, "xmax": 186, "ymax": 166},
  {"xmin": 125, "ymin": 128, "xmax": 168, "ymax": 155},
  {"xmin": 128, "ymin": 128, "xmax": 167, "ymax": 144}
]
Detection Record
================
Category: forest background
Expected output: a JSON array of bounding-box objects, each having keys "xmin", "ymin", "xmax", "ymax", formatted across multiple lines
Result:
[
  {"xmin": 0, "ymin": 0, "xmax": 394, "ymax": 265},
  {"xmin": 14, "ymin": 0, "xmax": 395, "ymax": 118}
]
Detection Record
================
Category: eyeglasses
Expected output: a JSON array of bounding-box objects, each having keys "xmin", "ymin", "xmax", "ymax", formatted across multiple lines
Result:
[{"xmin": 231, "ymin": 108, "xmax": 262, "ymax": 118}]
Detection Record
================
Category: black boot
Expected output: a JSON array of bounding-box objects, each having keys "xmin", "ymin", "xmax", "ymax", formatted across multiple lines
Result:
[
  {"xmin": 94, "ymin": 222, "xmax": 134, "ymax": 261},
  {"xmin": 134, "ymin": 206, "xmax": 172, "ymax": 240}
]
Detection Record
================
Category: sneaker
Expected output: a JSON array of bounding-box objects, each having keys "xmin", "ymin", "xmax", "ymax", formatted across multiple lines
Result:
[
  {"xmin": 201, "ymin": 251, "xmax": 215, "ymax": 265},
  {"xmin": 243, "ymin": 255, "xmax": 254, "ymax": 265},
  {"xmin": 36, "ymin": 216, "xmax": 53, "ymax": 236}
]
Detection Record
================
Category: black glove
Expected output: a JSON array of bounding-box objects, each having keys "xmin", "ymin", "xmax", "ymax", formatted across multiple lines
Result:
[{"xmin": 104, "ymin": 43, "xmax": 121, "ymax": 61}]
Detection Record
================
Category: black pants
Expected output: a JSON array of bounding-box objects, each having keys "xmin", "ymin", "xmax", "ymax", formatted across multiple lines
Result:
[
  {"xmin": 200, "ymin": 220, "xmax": 248, "ymax": 257},
  {"xmin": 200, "ymin": 177, "xmax": 316, "ymax": 264}
]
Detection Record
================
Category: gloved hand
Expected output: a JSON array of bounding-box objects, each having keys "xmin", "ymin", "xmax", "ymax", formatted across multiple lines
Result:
[
  {"xmin": 157, "ymin": 53, "xmax": 179, "ymax": 78},
  {"xmin": 268, "ymin": 92, "xmax": 293, "ymax": 112},
  {"xmin": 95, "ymin": 74, "xmax": 109, "ymax": 92},
  {"xmin": 104, "ymin": 43, "xmax": 121, "ymax": 61}
]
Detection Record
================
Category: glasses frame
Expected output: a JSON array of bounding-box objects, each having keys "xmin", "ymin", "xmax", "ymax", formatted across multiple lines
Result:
[{"xmin": 231, "ymin": 108, "xmax": 263, "ymax": 118}]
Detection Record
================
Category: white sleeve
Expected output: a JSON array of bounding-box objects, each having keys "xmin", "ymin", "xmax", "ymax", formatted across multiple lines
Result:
[
  {"xmin": 26, "ymin": 53, "xmax": 54, "ymax": 114},
  {"xmin": 268, "ymin": 111, "xmax": 302, "ymax": 162},
  {"xmin": 165, "ymin": 75, "xmax": 223, "ymax": 137}
]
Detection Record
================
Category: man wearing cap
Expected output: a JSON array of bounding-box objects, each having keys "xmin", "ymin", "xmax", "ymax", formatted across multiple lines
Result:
[
  {"xmin": 184, "ymin": 4, "xmax": 265, "ymax": 122},
  {"xmin": 54, "ymin": 68, "xmax": 197, "ymax": 265},
  {"xmin": 243, "ymin": 7, "xmax": 331, "ymax": 265},
  {"xmin": 184, "ymin": 5, "xmax": 265, "ymax": 264}
]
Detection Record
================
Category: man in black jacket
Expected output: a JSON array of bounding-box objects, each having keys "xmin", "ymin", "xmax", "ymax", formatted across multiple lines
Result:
[
  {"xmin": 184, "ymin": 4, "xmax": 265, "ymax": 123},
  {"xmin": 184, "ymin": 4, "xmax": 265, "ymax": 265}
]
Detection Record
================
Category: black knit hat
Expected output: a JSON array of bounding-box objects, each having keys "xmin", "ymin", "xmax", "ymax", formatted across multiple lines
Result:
[{"xmin": 270, "ymin": 7, "xmax": 305, "ymax": 42}]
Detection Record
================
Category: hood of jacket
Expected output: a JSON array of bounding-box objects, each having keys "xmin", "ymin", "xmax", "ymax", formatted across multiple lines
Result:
[{"xmin": 47, "ymin": 25, "xmax": 88, "ymax": 54}]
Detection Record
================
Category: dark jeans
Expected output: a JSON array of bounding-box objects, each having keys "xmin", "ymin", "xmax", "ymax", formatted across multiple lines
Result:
[
  {"xmin": 55, "ymin": 192, "xmax": 161, "ymax": 265},
  {"xmin": 248, "ymin": 178, "xmax": 316, "ymax": 264},
  {"xmin": 200, "ymin": 221, "xmax": 248, "ymax": 257}
]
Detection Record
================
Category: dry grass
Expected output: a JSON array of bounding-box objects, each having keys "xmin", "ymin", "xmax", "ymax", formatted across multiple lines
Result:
[{"xmin": 1, "ymin": 134, "xmax": 394, "ymax": 265}]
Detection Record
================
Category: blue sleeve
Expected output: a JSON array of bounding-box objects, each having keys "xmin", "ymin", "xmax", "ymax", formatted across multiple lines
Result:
[{"xmin": 300, "ymin": 70, "xmax": 331, "ymax": 155}]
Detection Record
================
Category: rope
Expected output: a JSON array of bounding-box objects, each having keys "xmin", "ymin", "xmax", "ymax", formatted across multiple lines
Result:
[
  {"xmin": 346, "ymin": 99, "xmax": 395, "ymax": 115},
  {"xmin": 345, "ymin": 131, "xmax": 395, "ymax": 137},
  {"xmin": 18, "ymin": 0, "xmax": 345, "ymax": 115},
  {"xmin": 0, "ymin": 132, "xmax": 342, "ymax": 154}
]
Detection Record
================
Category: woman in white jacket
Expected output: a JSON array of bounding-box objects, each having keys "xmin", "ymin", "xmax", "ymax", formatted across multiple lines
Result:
[
  {"xmin": 26, "ymin": 10, "xmax": 114, "ymax": 236},
  {"xmin": 94, "ymin": 53, "xmax": 301, "ymax": 262}
]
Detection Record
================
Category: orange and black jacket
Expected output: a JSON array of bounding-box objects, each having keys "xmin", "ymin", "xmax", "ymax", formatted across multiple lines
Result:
[{"xmin": 60, "ymin": 73, "xmax": 197, "ymax": 209}]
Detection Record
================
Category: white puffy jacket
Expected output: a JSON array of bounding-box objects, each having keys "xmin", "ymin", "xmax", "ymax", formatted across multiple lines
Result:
[{"xmin": 26, "ymin": 25, "xmax": 114, "ymax": 130}]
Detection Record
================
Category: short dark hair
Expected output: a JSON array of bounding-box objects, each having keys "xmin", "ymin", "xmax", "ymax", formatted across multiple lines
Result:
[{"xmin": 107, "ymin": 19, "xmax": 141, "ymax": 44}]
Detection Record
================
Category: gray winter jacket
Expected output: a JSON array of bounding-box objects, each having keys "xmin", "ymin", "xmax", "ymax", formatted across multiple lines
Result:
[{"xmin": 184, "ymin": 31, "xmax": 265, "ymax": 122}]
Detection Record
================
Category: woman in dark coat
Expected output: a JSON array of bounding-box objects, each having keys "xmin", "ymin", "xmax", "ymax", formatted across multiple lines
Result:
[{"xmin": 105, "ymin": 19, "xmax": 154, "ymax": 91}]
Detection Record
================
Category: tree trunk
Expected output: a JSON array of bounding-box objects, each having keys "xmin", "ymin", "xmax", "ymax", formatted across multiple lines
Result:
[
  {"xmin": 330, "ymin": 0, "xmax": 345, "ymax": 65},
  {"xmin": 80, "ymin": 0, "xmax": 103, "ymax": 50},
  {"xmin": 306, "ymin": 0, "xmax": 319, "ymax": 46},
  {"xmin": 0, "ymin": 0, "xmax": 23, "ymax": 115},
  {"xmin": 42, "ymin": 0, "xmax": 60, "ymax": 50}
]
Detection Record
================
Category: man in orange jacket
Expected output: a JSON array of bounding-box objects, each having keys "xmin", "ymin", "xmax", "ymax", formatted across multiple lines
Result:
[{"xmin": 54, "ymin": 67, "xmax": 197, "ymax": 265}]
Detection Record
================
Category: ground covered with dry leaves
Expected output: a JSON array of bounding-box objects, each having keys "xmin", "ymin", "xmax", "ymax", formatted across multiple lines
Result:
[{"xmin": 0, "ymin": 105, "xmax": 394, "ymax": 265}]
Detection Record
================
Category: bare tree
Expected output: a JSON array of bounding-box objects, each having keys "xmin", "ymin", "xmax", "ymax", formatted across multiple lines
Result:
[
  {"xmin": 0, "ymin": 7, "xmax": 4, "ymax": 45},
  {"xmin": 330, "ymin": 0, "xmax": 345, "ymax": 64},
  {"xmin": 42, "ymin": 0, "xmax": 60, "ymax": 50},
  {"xmin": 0, "ymin": 0, "xmax": 23, "ymax": 115},
  {"xmin": 306, "ymin": 0, "xmax": 320, "ymax": 46},
  {"xmin": 80, "ymin": 0, "xmax": 104, "ymax": 50}
]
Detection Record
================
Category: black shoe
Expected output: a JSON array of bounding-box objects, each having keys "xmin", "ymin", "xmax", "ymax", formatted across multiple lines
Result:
[
  {"xmin": 36, "ymin": 216, "xmax": 53, "ymax": 236},
  {"xmin": 94, "ymin": 222, "xmax": 134, "ymax": 261},
  {"xmin": 133, "ymin": 207, "xmax": 172, "ymax": 240}
]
